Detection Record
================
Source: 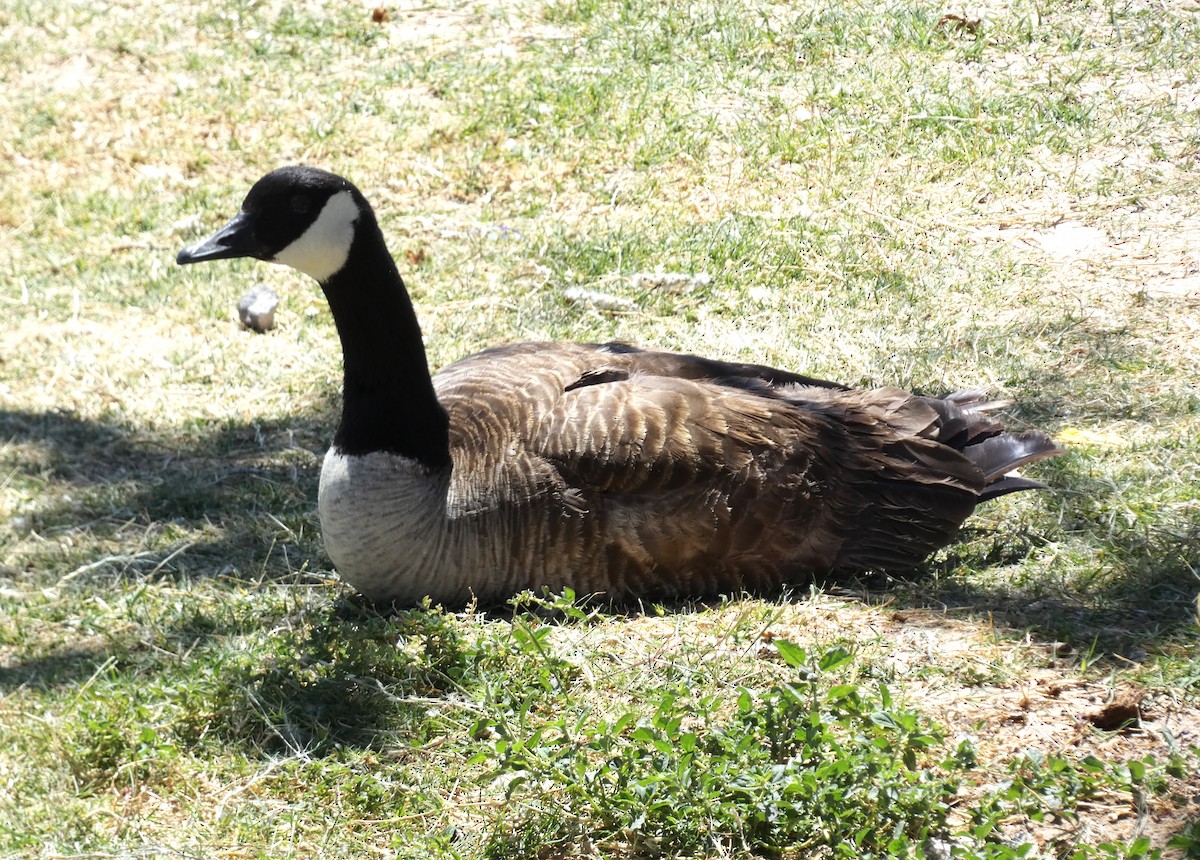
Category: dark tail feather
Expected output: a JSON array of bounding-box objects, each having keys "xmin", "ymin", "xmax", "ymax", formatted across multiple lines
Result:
[
  {"xmin": 921, "ymin": 390, "xmax": 1013, "ymax": 448},
  {"xmin": 967, "ymin": 430, "xmax": 1064, "ymax": 480},
  {"xmin": 965, "ymin": 430, "xmax": 1065, "ymax": 500},
  {"xmin": 978, "ymin": 476, "xmax": 1049, "ymax": 502}
]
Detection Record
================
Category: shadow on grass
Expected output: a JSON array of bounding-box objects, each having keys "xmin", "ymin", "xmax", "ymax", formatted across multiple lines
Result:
[
  {"xmin": 0, "ymin": 403, "xmax": 352, "ymax": 704},
  {"xmin": 189, "ymin": 599, "xmax": 477, "ymax": 755},
  {"xmin": 870, "ymin": 449, "xmax": 1200, "ymax": 671},
  {"xmin": 877, "ymin": 559, "xmax": 1199, "ymax": 668},
  {"xmin": 0, "ymin": 598, "xmax": 475, "ymax": 760},
  {"xmin": 0, "ymin": 404, "xmax": 475, "ymax": 758},
  {"xmin": 0, "ymin": 404, "xmax": 335, "ymax": 584}
]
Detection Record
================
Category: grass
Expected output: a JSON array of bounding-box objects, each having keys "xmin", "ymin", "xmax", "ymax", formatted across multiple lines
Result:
[{"xmin": 2, "ymin": 0, "xmax": 1199, "ymax": 856}]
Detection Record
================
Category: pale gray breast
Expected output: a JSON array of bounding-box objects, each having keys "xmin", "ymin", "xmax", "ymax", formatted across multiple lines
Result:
[{"xmin": 318, "ymin": 448, "xmax": 468, "ymax": 604}]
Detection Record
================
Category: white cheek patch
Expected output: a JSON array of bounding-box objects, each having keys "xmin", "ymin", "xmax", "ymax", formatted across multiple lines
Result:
[{"xmin": 273, "ymin": 189, "xmax": 359, "ymax": 282}]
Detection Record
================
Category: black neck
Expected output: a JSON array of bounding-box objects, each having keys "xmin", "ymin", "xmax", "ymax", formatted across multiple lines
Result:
[{"xmin": 320, "ymin": 215, "xmax": 451, "ymax": 468}]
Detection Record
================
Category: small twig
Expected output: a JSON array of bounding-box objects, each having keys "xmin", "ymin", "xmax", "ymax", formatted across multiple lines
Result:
[
  {"xmin": 57, "ymin": 541, "xmax": 196, "ymax": 586},
  {"xmin": 147, "ymin": 540, "xmax": 198, "ymax": 577},
  {"xmin": 110, "ymin": 241, "xmax": 158, "ymax": 253},
  {"xmin": 70, "ymin": 656, "xmax": 119, "ymax": 707},
  {"xmin": 215, "ymin": 757, "xmax": 293, "ymax": 822},
  {"xmin": 357, "ymin": 676, "xmax": 487, "ymax": 715},
  {"xmin": 58, "ymin": 551, "xmax": 158, "ymax": 586}
]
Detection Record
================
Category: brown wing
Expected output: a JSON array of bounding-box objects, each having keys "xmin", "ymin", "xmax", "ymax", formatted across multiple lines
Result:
[
  {"xmin": 435, "ymin": 343, "xmax": 834, "ymax": 585},
  {"xmin": 532, "ymin": 369, "xmax": 813, "ymax": 495},
  {"xmin": 532, "ymin": 367, "xmax": 1002, "ymax": 575},
  {"xmin": 528, "ymin": 369, "xmax": 838, "ymax": 588},
  {"xmin": 432, "ymin": 341, "xmax": 1048, "ymax": 594}
]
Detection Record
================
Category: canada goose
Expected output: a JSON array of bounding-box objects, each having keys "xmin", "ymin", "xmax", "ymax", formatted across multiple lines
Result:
[{"xmin": 176, "ymin": 166, "xmax": 1063, "ymax": 607}]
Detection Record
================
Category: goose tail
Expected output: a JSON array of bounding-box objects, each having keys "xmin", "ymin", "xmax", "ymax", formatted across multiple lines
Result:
[
  {"xmin": 820, "ymin": 390, "xmax": 1065, "ymax": 573},
  {"xmin": 967, "ymin": 430, "xmax": 1065, "ymax": 502},
  {"xmin": 919, "ymin": 390, "xmax": 1065, "ymax": 502}
]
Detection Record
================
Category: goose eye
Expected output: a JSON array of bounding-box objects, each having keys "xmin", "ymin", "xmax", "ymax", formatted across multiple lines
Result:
[{"xmin": 290, "ymin": 194, "xmax": 311, "ymax": 214}]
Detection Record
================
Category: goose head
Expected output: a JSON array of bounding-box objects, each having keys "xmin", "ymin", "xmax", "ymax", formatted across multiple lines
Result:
[
  {"xmin": 177, "ymin": 166, "xmax": 365, "ymax": 284},
  {"xmin": 176, "ymin": 167, "xmax": 450, "ymax": 466}
]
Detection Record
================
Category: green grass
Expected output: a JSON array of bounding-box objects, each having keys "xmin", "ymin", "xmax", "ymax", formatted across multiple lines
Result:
[{"xmin": 2, "ymin": 0, "xmax": 1199, "ymax": 856}]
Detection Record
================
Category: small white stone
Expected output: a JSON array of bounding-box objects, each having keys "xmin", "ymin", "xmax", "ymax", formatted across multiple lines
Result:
[{"xmin": 237, "ymin": 284, "xmax": 280, "ymax": 333}]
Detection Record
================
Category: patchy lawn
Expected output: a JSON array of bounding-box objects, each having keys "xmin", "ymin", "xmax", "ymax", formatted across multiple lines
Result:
[{"xmin": 1, "ymin": 0, "xmax": 1197, "ymax": 857}]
